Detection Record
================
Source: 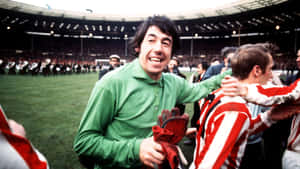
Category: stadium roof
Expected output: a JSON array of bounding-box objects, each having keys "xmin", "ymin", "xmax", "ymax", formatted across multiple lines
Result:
[
  {"xmin": 0, "ymin": 0, "xmax": 299, "ymax": 38},
  {"xmin": 0, "ymin": 0, "xmax": 290, "ymax": 21}
]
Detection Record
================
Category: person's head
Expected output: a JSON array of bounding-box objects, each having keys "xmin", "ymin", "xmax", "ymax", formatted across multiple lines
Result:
[
  {"xmin": 210, "ymin": 57, "xmax": 220, "ymax": 66},
  {"xmin": 297, "ymin": 49, "xmax": 300, "ymax": 69},
  {"xmin": 197, "ymin": 61, "xmax": 208, "ymax": 75},
  {"xmin": 168, "ymin": 58, "xmax": 178, "ymax": 71},
  {"xmin": 231, "ymin": 43, "xmax": 274, "ymax": 85},
  {"xmin": 221, "ymin": 46, "xmax": 237, "ymax": 64},
  {"xmin": 109, "ymin": 54, "xmax": 121, "ymax": 68},
  {"xmin": 129, "ymin": 15, "xmax": 180, "ymax": 80},
  {"xmin": 167, "ymin": 57, "xmax": 180, "ymax": 70}
]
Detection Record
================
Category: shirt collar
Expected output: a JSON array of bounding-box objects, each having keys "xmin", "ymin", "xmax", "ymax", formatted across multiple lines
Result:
[{"xmin": 132, "ymin": 59, "xmax": 163, "ymax": 87}]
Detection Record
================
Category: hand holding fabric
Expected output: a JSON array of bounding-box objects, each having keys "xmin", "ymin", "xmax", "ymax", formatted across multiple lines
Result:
[
  {"xmin": 139, "ymin": 137, "xmax": 165, "ymax": 168},
  {"xmin": 152, "ymin": 108, "xmax": 189, "ymax": 169}
]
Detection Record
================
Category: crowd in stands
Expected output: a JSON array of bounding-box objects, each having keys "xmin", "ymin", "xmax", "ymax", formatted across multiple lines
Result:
[
  {"xmin": 0, "ymin": 56, "xmax": 98, "ymax": 76},
  {"xmin": 175, "ymin": 52, "xmax": 298, "ymax": 72},
  {"xmin": 1, "ymin": 31, "xmax": 299, "ymax": 77},
  {"xmin": 0, "ymin": 49, "xmax": 298, "ymax": 76}
]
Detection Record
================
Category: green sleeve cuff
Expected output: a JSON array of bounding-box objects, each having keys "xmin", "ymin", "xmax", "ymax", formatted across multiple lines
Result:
[{"xmin": 134, "ymin": 138, "xmax": 143, "ymax": 162}]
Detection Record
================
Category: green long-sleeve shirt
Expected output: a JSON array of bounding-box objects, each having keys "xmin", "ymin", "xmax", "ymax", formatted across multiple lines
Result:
[{"xmin": 73, "ymin": 59, "xmax": 230, "ymax": 169}]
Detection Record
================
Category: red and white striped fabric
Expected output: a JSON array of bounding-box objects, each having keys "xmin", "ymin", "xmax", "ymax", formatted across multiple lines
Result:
[
  {"xmin": 245, "ymin": 79, "xmax": 300, "ymax": 106},
  {"xmin": 190, "ymin": 89, "xmax": 273, "ymax": 169},
  {"xmin": 190, "ymin": 79, "xmax": 300, "ymax": 169},
  {"xmin": 244, "ymin": 79, "xmax": 300, "ymax": 153},
  {"xmin": 0, "ymin": 106, "xmax": 49, "ymax": 169},
  {"xmin": 287, "ymin": 114, "xmax": 300, "ymax": 152}
]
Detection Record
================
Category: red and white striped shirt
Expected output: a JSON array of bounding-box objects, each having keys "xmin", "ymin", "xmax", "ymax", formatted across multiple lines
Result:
[
  {"xmin": 190, "ymin": 89, "xmax": 273, "ymax": 169},
  {"xmin": 245, "ymin": 79, "xmax": 300, "ymax": 154},
  {"xmin": 191, "ymin": 79, "xmax": 300, "ymax": 169},
  {"xmin": 0, "ymin": 106, "xmax": 49, "ymax": 169},
  {"xmin": 288, "ymin": 114, "xmax": 300, "ymax": 152}
]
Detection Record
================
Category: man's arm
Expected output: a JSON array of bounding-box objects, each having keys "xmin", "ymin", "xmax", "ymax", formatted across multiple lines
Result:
[
  {"xmin": 73, "ymin": 84, "xmax": 142, "ymax": 168},
  {"xmin": 244, "ymin": 79, "xmax": 300, "ymax": 106},
  {"xmin": 248, "ymin": 110, "xmax": 274, "ymax": 136},
  {"xmin": 178, "ymin": 70, "xmax": 232, "ymax": 103}
]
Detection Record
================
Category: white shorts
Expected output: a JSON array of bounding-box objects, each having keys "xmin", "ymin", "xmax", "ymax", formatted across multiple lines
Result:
[{"xmin": 282, "ymin": 150, "xmax": 300, "ymax": 169}]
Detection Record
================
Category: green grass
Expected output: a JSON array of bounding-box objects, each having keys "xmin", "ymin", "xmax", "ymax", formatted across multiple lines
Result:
[
  {"xmin": 0, "ymin": 72, "xmax": 196, "ymax": 169},
  {"xmin": 0, "ymin": 74, "xmax": 97, "ymax": 169}
]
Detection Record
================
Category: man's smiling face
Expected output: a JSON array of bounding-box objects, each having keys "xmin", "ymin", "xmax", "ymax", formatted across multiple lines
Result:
[{"xmin": 136, "ymin": 26, "xmax": 173, "ymax": 80}]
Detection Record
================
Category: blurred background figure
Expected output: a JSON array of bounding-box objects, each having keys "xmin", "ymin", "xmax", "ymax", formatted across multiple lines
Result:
[
  {"xmin": 165, "ymin": 57, "xmax": 186, "ymax": 79},
  {"xmin": 185, "ymin": 61, "xmax": 209, "ymax": 145},
  {"xmin": 7, "ymin": 58, "xmax": 16, "ymax": 75},
  {"xmin": 41, "ymin": 58, "xmax": 51, "ymax": 76},
  {"xmin": 165, "ymin": 57, "xmax": 187, "ymax": 115},
  {"xmin": 189, "ymin": 61, "xmax": 209, "ymax": 83},
  {"xmin": 98, "ymin": 54, "xmax": 121, "ymax": 80},
  {"xmin": 202, "ymin": 46, "xmax": 237, "ymax": 80},
  {"xmin": 285, "ymin": 49, "xmax": 300, "ymax": 85},
  {"xmin": 0, "ymin": 58, "xmax": 7, "ymax": 74}
]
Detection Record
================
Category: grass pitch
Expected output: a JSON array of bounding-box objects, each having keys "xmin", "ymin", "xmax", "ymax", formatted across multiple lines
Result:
[{"xmin": 0, "ymin": 72, "xmax": 195, "ymax": 169}]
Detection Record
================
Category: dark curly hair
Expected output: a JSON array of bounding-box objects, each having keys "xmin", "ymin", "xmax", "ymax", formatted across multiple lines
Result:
[{"xmin": 129, "ymin": 15, "xmax": 180, "ymax": 57}]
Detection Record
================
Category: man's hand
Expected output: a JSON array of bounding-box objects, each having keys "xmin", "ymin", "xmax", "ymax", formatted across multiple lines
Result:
[
  {"xmin": 268, "ymin": 100, "xmax": 300, "ymax": 121},
  {"xmin": 185, "ymin": 127, "xmax": 197, "ymax": 139},
  {"xmin": 221, "ymin": 75, "xmax": 248, "ymax": 97},
  {"xmin": 8, "ymin": 119, "xmax": 26, "ymax": 138},
  {"xmin": 139, "ymin": 137, "xmax": 165, "ymax": 168}
]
